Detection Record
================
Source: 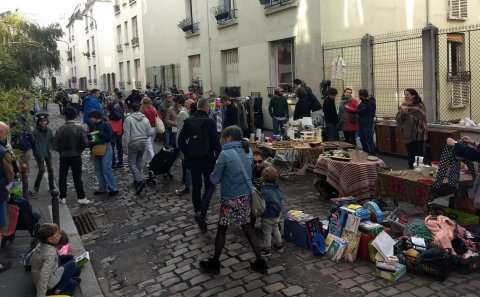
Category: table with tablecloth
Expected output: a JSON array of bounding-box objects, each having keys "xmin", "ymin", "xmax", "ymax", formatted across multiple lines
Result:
[
  {"xmin": 379, "ymin": 170, "xmax": 474, "ymax": 208},
  {"xmin": 314, "ymin": 155, "xmax": 386, "ymax": 199}
]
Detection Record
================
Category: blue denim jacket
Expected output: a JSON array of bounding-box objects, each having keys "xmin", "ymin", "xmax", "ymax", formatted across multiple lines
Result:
[
  {"xmin": 210, "ymin": 141, "xmax": 253, "ymax": 199},
  {"xmin": 261, "ymin": 183, "xmax": 283, "ymax": 218}
]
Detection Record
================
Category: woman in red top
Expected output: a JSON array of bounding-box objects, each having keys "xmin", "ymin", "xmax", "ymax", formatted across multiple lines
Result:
[
  {"xmin": 338, "ymin": 88, "xmax": 359, "ymax": 146},
  {"xmin": 140, "ymin": 97, "xmax": 158, "ymax": 163}
]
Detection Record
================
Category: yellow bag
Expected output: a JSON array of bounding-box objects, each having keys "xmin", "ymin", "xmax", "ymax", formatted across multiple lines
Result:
[{"xmin": 91, "ymin": 144, "xmax": 107, "ymax": 156}]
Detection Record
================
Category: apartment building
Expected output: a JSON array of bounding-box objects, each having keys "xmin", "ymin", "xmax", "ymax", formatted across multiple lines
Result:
[{"xmin": 66, "ymin": 0, "xmax": 117, "ymax": 91}]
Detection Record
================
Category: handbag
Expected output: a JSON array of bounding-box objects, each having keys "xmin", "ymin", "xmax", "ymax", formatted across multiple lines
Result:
[
  {"xmin": 232, "ymin": 150, "xmax": 266, "ymax": 217},
  {"xmin": 92, "ymin": 144, "xmax": 107, "ymax": 156},
  {"xmin": 108, "ymin": 119, "xmax": 123, "ymax": 136},
  {"xmin": 155, "ymin": 115, "xmax": 165, "ymax": 134}
]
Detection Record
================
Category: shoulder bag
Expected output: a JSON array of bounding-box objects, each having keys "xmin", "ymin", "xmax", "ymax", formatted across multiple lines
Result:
[
  {"xmin": 155, "ymin": 114, "xmax": 165, "ymax": 134},
  {"xmin": 232, "ymin": 149, "xmax": 265, "ymax": 217},
  {"xmin": 92, "ymin": 144, "xmax": 107, "ymax": 156}
]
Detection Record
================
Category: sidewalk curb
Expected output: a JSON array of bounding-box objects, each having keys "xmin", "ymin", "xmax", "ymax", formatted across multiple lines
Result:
[{"xmin": 53, "ymin": 204, "xmax": 104, "ymax": 297}]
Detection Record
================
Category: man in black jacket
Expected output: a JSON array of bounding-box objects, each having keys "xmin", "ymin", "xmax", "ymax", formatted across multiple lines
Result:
[
  {"xmin": 294, "ymin": 78, "xmax": 322, "ymax": 112},
  {"xmin": 322, "ymin": 88, "xmax": 339, "ymax": 141},
  {"xmin": 221, "ymin": 95, "xmax": 238, "ymax": 128},
  {"xmin": 356, "ymin": 89, "xmax": 377, "ymax": 156},
  {"xmin": 178, "ymin": 99, "xmax": 222, "ymax": 231}
]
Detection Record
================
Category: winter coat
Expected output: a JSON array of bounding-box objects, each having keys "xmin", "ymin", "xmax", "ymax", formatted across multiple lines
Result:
[
  {"xmin": 293, "ymin": 94, "xmax": 311, "ymax": 120},
  {"xmin": 31, "ymin": 243, "xmax": 65, "ymax": 297},
  {"xmin": 53, "ymin": 121, "xmax": 89, "ymax": 158},
  {"xmin": 82, "ymin": 96, "xmax": 104, "ymax": 125},
  {"xmin": 338, "ymin": 97, "xmax": 359, "ymax": 132},
  {"xmin": 32, "ymin": 127, "xmax": 54, "ymax": 159},
  {"xmin": 123, "ymin": 112, "xmax": 152, "ymax": 147},
  {"xmin": 261, "ymin": 183, "xmax": 283, "ymax": 219},
  {"xmin": 0, "ymin": 140, "xmax": 14, "ymax": 201},
  {"xmin": 322, "ymin": 97, "xmax": 338, "ymax": 125},
  {"xmin": 356, "ymin": 97, "xmax": 376, "ymax": 128},
  {"xmin": 90, "ymin": 120, "xmax": 114, "ymax": 144},
  {"xmin": 269, "ymin": 95, "xmax": 289, "ymax": 119}
]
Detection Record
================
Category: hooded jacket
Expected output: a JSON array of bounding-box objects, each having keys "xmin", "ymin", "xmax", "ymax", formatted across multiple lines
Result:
[
  {"xmin": 32, "ymin": 126, "xmax": 54, "ymax": 159},
  {"xmin": 31, "ymin": 242, "xmax": 65, "ymax": 297},
  {"xmin": 82, "ymin": 96, "xmax": 104, "ymax": 125},
  {"xmin": 123, "ymin": 112, "xmax": 152, "ymax": 147}
]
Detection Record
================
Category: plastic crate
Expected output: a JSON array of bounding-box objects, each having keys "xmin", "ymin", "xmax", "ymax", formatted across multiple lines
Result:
[
  {"xmin": 394, "ymin": 238, "xmax": 452, "ymax": 281},
  {"xmin": 385, "ymin": 206, "xmax": 424, "ymax": 236},
  {"xmin": 434, "ymin": 208, "xmax": 480, "ymax": 226}
]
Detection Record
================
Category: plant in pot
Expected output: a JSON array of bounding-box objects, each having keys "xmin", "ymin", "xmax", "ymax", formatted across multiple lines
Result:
[
  {"xmin": 177, "ymin": 17, "xmax": 192, "ymax": 32},
  {"xmin": 259, "ymin": 0, "xmax": 270, "ymax": 4},
  {"xmin": 210, "ymin": 5, "xmax": 228, "ymax": 20}
]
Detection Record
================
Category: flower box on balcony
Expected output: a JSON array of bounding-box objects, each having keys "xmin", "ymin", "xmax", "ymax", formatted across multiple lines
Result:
[{"xmin": 215, "ymin": 12, "xmax": 229, "ymax": 20}]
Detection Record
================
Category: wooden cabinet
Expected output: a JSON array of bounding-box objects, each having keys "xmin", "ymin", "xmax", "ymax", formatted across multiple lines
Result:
[
  {"xmin": 375, "ymin": 124, "xmax": 407, "ymax": 156},
  {"xmin": 426, "ymin": 128, "xmax": 460, "ymax": 161}
]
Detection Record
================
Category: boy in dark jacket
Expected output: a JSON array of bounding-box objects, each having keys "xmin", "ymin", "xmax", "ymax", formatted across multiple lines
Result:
[
  {"xmin": 356, "ymin": 89, "xmax": 377, "ymax": 156},
  {"xmin": 32, "ymin": 113, "xmax": 55, "ymax": 196},
  {"xmin": 268, "ymin": 88, "xmax": 289, "ymax": 135},
  {"xmin": 260, "ymin": 166, "xmax": 283, "ymax": 257},
  {"xmin": 322, "ymin": 88, "xmax": 339, "ymax": 141}
]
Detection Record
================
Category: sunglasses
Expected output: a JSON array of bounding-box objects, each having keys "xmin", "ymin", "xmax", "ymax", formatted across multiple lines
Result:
[{"xmin": 254, "ymin": 160, "xmax": 263, "ymax": 164}]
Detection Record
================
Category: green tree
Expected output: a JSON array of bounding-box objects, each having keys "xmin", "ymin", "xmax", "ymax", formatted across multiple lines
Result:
[{"xmin": 0, "ymin": 11, "xmax": 63, "ymax": 89}]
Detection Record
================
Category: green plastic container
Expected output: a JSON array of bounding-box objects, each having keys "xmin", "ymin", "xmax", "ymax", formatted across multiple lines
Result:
[{"xmin": 440, "ymin": 208, "xmax": 480, "ymax": 226}]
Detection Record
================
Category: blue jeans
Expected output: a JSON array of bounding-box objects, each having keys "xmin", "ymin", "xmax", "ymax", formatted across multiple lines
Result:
[
  {"xmin": 128, "ymin": 140, "xmax": 146, "ymax": 183},
  {"xmin": 325, "ymin": 123, "xmax": 339, "ymax": 141},
  {"xmin": 164, "ymin": 129, "xmax": 177, "ymax": 149},
  {"xmin": 111, "ymin": 134, "xmax": 123, "ymax": 165},
  {"xmin": 359, "ymin": 125, "xmax": 376, "ymax": 156},
  {"xmin": 94, "ymin": 144, "xmax": 118, "ymax": 192},
  {"xmin": 47, "ymin": 260, "xmax": 78, "ymax": 295},
  {"xmin": 272, "ymin": 118, "xmax": 286, "ymax": 135}
]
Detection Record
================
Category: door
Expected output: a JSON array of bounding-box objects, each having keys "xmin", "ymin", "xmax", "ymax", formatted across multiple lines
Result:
[
  {"xmin": 375, "ymin": 125, "xmax": 391, "ymax": 154},
  {"xmin": 393, "ymin": 127, "xmax": 408, "ymax": 156}
]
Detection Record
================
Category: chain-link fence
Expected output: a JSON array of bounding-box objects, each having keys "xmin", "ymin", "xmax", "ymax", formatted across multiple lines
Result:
[
  {"xmin": 372, "ymin": 30, "xmax": 423, "ymax": 118},
  {"xmin": 322, "ymin": 39, "xmax": 362, "ymax": 97},
  {"xmin": 437, "ymin": 25, "xmax": 480, "ymax": 123}
]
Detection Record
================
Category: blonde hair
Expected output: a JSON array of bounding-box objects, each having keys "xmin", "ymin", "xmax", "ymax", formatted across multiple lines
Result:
[
  {"xmin": 261, "ymin": 166, "xmax": 279, "ymax": 183},
  {"xmin": 141, "ymin": 97, "xmax": 153, "ymax": 110}
]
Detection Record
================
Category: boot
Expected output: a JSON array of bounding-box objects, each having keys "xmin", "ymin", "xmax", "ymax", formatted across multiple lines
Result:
[
  {"xmin": 199, "ymin": 258, "xmax": 220, "ymax": 274},
  {"xmin": 250, "ymin": 258, "xmax": 268, "ymax": 274}
]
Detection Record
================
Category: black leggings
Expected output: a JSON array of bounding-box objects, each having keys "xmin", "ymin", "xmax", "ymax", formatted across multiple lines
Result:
[
  {"xmin": 343, "ymin": 131, "xmax": 357, "ymax": 146},
  {"xmin": 213, "ymin": 224, "xmax": 261, "ymax": 262},
  {"xmin": 405, "ymin": 140, "xmax": 424, "ymax": 169}
]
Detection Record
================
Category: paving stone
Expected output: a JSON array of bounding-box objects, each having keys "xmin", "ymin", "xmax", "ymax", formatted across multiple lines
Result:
[
  {"xmin": 264, "ymin": 282, "xmax": 286, "ymax": 294},
  {"xmin": 336, "ymin": 279, "xmax": 357, "ymax": 289},
  {"xmin": 379, "ymin": 287, "xmax": 400, "ymax": 296},
  {"xmin": 411, "ymin": 287, "xmax": 435, "ymax": 296},
  {"xmin": 203, "ymin": 276, "xmax": 230, "ymax": 290},
  {"xmin": 183, "ymin": 286, "xmax": 203, "ymax": 297},
  {"xmin": 137, "ymin": 279, "xmax": 155, "ymax": 290},
  {"xmin": 245, "ymin": 280, "xmax": 265, "ymax": 291},
  {"xmin": 393, "ymin": 293, "xmax": 416, "ymax": 297},
  {"xmin": 161, "ymin": 276, "xmax": 181, "ymax": 287},
  {"xmin": 231, "ymin": 269, "xmax": 249, "ymax": 280},
  {"xmin": 145, "ymin": 284, "xmax": 163, "ymax": 294},
  {"xmin": 395, "ymin": 281, "xmax": 416, "ymax": 291},
  {"xmin": 221, "ymin": 257, "xmax": 240, "ymax": 267},
  {"xmin": 263, "ymin": 273, "xmax": 284, "ymax": 284},
  {"xmin": 361, "ymin": 282, "xmax": 383, "ymax": 292},
  {"xmin": 199, "ymin": 286, "xmax": 224, "ymax": 297},
  {"xmin": 238, "ymin": 252, "xmax": 255, "ymax": 261},
  {"xmin": 190, "ymin": 273, "xmax": 212, "ymax": 286},
  {"xmin": 217, "ymin": 286, "xmax": 246, "ymax": 297},
  {"xmin": 320, "ymin": 267, "xmax": 338, "ymax": 275},
  {"xmin": 336, "ymin": 269, "xmax": 358, "ymax": 279},
  {"xmin": 169, "ymin": 282, "xmax": 189, "ymax": 294},
  {"xmin": 231, "ymin": 261, "xmax": 250, "ymax": 271},
  {"xmin": 282, "ymin": 285, "xmax": 304, "ymax": 296},
  {"xmin": 242, "ymin": 289, "xmax": 265, "ymax": 297}
]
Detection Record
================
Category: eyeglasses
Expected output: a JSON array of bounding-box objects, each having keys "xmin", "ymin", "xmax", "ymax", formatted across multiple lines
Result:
[{"xmin": 254, "ymin": 160, "xmax": 263, "ymax": 164}]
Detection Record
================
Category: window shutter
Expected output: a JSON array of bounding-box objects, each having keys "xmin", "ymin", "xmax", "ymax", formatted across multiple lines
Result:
[
  {"xmin": 449, "ymin": 81, "xmax": 470, "ymax": 108},
  {"xmin": 225, "ymin": 49, "xmax": 239, "ymax": 86},
  {"xmin": 448, "ymin": 0, "xmax": 468, "ymax": 20}
]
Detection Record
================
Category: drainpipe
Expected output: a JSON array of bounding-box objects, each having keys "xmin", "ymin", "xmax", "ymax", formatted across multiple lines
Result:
[{"xmin": 426, "ymin": 0, "xmax": 430, "ymax": 24}]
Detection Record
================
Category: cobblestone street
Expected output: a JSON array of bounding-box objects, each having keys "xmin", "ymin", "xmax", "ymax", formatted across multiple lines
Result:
[{"xmin": 45, "ymin": 111, "xmax": 480, "ymax": 297}]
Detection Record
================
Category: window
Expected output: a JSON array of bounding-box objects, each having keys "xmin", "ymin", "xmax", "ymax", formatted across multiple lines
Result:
[
  {"xmin": 134, "ymin": 59, "xmax": 141, "ymax": 88},
  {"xmin": 448, "ymin": 0, "xmax": 467, "ymax": 20},
  {"xmin": 189, "ymin": 55, "xmax": 201, "ymax": 82},
  {"xmin": 119, "ymin": 62, "xmax": 124, "ymax": 82},
  {"xmin": 270, "ymin": 39, "xmax": 295, "ymax": 90},
  {"xmin": 132, "ymin": 16, "xmax": 138, "ymax": 38},
  {"xmin": 72, "ymin": 45, "xmax": 75, "ymax": 60},
  {"xmin": 223, "ymin": 49, "xmax": 239, "ymax": 86},
  {"xmin": 161, "ymin": 64, "xmax": 181, "ymax": 90},
  {"xmin": 93, "ymin": 65, "xmax": 97, "ymax": 80},
  {"xmin": 116, "ymin": 25, "xmax": 122, "ymax": 44},
  {"xmin": 223, "ymin": 0, "xmax": 236, "ymax": 11},
  {"xmin": 447, "ymin": 33, "xmax": 465, "ymax": 76},
  {"xmin": 124, "ymin": 21, "xmax": 128, "ymax": 44},
  {"xmin": 88, "ymin": 66, "xmax": 92, "ymax": 80},
  {"xmin": 91, "ymin": 36, "xmax": 95, "ymax": 54},
  {"xmin": 186, "ymin": 0, "xmax": 199, "ymax": 21},
  {"xmin": 87, "ymin": 40, "xmax": 90, "ymax": 53},
  {"xmin": 127, "ymin": 61, "xmax": 131, "ymax": 83}
]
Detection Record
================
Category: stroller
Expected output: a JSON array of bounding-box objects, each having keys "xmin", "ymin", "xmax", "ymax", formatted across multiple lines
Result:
[
  {"xmin": 146, "ymin": 147, "xmax": 180, "ymax": 185},
  {"xmin": 2, "ymin": 195, "xmax": 41, "ymax": 247}
]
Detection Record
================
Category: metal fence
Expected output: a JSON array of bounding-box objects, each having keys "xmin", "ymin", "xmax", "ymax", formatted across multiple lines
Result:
[
  {"xmin": 437, "ymin": 25, "xmax": 480, "ymax": 123},
  {"xmin": 372, "ymin": 29, "xmax": 423, "ymax": 118},
  {"xmin": 322, "ymin": 38, "xmax": 362, "ymax": 99}
]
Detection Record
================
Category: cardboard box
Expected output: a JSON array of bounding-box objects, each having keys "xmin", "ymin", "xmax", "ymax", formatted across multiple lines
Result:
[
  {"xmin": 325, "ymin": 234, "xmax": 347, "ymax": 262},
  {"xmin": 375, "ymin": 263, "xmax": 406, "ymax": 281}
]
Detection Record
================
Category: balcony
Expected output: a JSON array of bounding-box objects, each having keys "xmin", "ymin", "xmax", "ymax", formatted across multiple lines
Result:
[
  {"xmin": 119, "ymin": 81, "xmax": 125, "ymax": 87},
  {"xmin": 90, "ymin": 21, "xmax": 94, "ymax": 29},
  {"xmin": 260, "ymin": 0, "xmax": 297, "ymax": 14},
  {"xmin": 94, "ymin": 78, "xmax": 98, "ymax": 84},
  {"xmin": 134, "ymin": 81, "xmax": 142, "ymax": 89},
  {"xmin": 88, "ymin": 79, "xmax": 92, "ymax": 84},
  {"xmin": 131, "ymin": 37, "xmax": 140, "ymax": 47},
  {"xmin": 178, "ymin": 19, "xmax": 200, "ymax": 35},
  {"xmin": 116, "ymin": 44, "xmax": 123, "ymax": 52},
  {"xmin": 216, "ymin": 9, "xmax": 237, "ymax": 26},
  {"xmin": 71, "ymin": 35, "xmax": 74, "ymax": 41},
  {"xmin": 114, "ymin": 4, "xmax": 120, "ymax": 14},
  {"xmin": 85, "ymin": 26, "xmax": 89, "ymax": 33},
  {"xmin": 129, "ymin": 0, "xmax": 136, "ymax": 5}
]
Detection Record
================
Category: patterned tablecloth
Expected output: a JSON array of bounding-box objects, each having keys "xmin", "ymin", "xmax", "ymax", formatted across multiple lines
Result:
[
  {"xmin": 379, "ymin": 170, "xmax": 474, "ymax": 207},
  {"xmin": 314, "ymin": 155, "xmax": 385, "ymax": 199}
]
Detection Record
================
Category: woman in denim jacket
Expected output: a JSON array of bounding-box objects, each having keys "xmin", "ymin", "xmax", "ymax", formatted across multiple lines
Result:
[{"xmin": 199, "ymin": 126, "xmax": 268, "ymax": 275}]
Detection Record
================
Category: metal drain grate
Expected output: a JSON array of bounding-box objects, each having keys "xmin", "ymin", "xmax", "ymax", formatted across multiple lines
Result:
[{"xmin": 72, "ymin": 212, "xmax": 97, "ymax": 235}]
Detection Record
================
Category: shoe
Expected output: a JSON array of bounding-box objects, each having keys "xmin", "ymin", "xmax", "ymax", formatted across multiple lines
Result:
[
  {"xmin": 250, "ymin": 258, "xmax": 269, "ymax": 274},
  {"xmin": 273, "ymin": 245, "xmax": 284, "ymax": 253},
  {"xmin": 175, "ymin": 188, "xmax": 190, "ymax": 195},
  {"xmin": 0, "ymin": 262, "xmax": 11, "ymax": 273},
  {"xmin": 108, "ymin": 191, "xmax": 119, "ymax": 197},
  {"xmin": 60, "ymin": 198, "xmax": 67, "ymax": 204},
  {"xmin": 133, "ymin": 181, "xmax": 140, "ymax": 187},
  {"xmin": 77, "ymin": 198, "xmax": 93, "ymax": 205},
  {"xmin": 196, "ymin": 211, "xmax": 207, "ymax": 231},
  {"xmin": 199, "ymin": 258, "xmax": 220, "ymax": 274},
  {"xmin": 72, "ymin": 277, "xmax": 82, "ymax": 284},
  {"xmin": 93, "ymin": 191, "xmax": 107, "ymax": 196},
  {"xmin": 260, "ymin": 248, "xmax": 271, "ymax": 257},
  {"xmin": 116, "ymin": 163, "xmax": 124, "ymax": 168},
  {"xmin": 135, "ymin": 181, "xmax": 146, "ymax": 195}
]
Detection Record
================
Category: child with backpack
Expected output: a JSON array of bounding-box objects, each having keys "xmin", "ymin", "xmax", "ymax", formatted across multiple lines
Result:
[
  {"xmin": 31, "ymin": 223, "xmax": 80, "ymax": 296},
  {"xmin": 32, "ymin": 113, "xmax": 55, "ymax": 196},
  {"xmin": 260, "ymin": 166, "xmax": 284, "ymax": 257}
]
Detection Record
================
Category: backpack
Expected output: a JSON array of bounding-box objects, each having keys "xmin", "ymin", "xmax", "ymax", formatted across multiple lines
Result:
[
  {"xmin": 11, "ymin": 131, "xmax": 33, "ymax": 151},
  {"xmin": 185, "ymin": 118, "xmax": 210, "ymax": 158},
  {"xmin": 23, "ymin": 238, "xmax": 39, "ymax": 271}
]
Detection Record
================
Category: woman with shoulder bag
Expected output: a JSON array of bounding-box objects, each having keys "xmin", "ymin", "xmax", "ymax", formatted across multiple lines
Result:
[
  {"xmin": 199, "ymin": 125, "xmax": 268, "ymax": 275},
  {"xmin": 338, "ymin": 88, "xmax": 359, "ymax": 146},
  {"xmin": 88, "ymin": 110, "xmax": 119, "ymax": 197}
]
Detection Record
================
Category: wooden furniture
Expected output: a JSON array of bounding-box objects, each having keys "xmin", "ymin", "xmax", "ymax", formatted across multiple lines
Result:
[
  {"xmin": 426, "ymin": 128, "xmax": 460, "ymax": 161},
  {"xmin": 375, "ymin": 124, "xmax": 407, "ymax": 156}
]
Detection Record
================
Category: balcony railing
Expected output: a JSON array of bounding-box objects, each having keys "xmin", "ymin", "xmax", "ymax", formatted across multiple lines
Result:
[
  {"xmin": 85, "ymin": 26, "xmax": 89, "ymax": 33},
  {"xmin": 88, "ymin": 79, "xmax": 92, "ymax": 84},
  {"xmin": 114, "ymin": 4, "xmax": 120, "ymax": 14},
  {"xmin": 260, "ymin": 0, "xmax": 296, "ymax": 9},
  {"xmin": 131, "ymin": 37, "xmax": 139, "ymax": 47},
  {"xmin": 216, "ymin": 9, "xmax": 237, "ymax": 25},
  {"xmin": 94, "ymin": 79, "xmax": 98, "ymax": 84},
  {"xmin": 119, "ymin": 81, "xmax": 125, "ymax": 87},
  {"xmin": 135, "ymin": 81, "xmax": 142, "ymax": 89},
  {"xmin": 91, "ymin": 50, "xmax": 96, "ymax": 57},
  {"xmin": 129, "ymin": 0, "xmax": 136, "ymax": 5},
  {"xmin": 180, "ymin": 22, "xmax": 200, "ymax": 34},
  {"xmin": 447, "ymin": 71, "xmax": 471, "ymax": 81},
  {"xmin": 71, "ymin": 35, "xmax": 74, "ymax": 41},
  {"xmin": 90, "ymin": 21, "xmax": 94, "ymax": 29},
  {"xmin": 116, "ymin": 44, "xmax": 123, "ymax": 52}
]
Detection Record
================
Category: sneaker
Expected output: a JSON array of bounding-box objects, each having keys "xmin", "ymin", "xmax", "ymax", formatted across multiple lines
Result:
[
  {"xmin": 273, "ymin": 245, "xmax": 284, "ymax": 253},
  {"xmin": 93, "ymin": 191, "xmax": 107, "ymax": 196},
  {"xmin": 60, "ymin": 198, "xmax": 67, "ymax": 204},
  {"xmin": 108, "ymin": 191, "xmax": 119, "ymax": 197},
  {"xmin": 135, "ymin": 181, "xmax": 146, "ymax": 195},
  {"xmin": 77, "ymin": 198, "xmax": 93, "ymax": 205},
  {"xmin": 199, "ymin": 258, "xmax": 220, "ymax": 274},
  {"xmin": 260, "ymin": 248, "xmax": 271, "ymax": 257},
  {"xmin": 175, "ymin": 188, "xmax": 190, "ymax": 195},
  {"xmin": 250, "ymin": 258, "xmax": 269, "ymax": 274}
]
